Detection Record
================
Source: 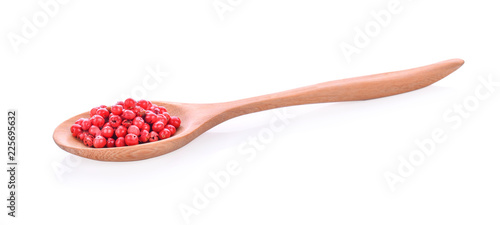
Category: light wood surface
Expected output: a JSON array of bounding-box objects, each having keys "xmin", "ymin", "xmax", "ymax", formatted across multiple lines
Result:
[{"xmin": 53, "ymin": 59, "xmax": 464, "ymax": 161}]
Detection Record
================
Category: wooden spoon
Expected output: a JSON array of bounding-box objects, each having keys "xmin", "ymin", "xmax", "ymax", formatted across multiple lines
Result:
[{"xmin": 53, "ymin": 59, "xmax": 464, "ymax": 161}]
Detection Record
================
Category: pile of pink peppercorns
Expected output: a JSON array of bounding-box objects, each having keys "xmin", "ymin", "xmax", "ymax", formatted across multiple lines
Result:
[{"xmin": 69, "ymin": 98, "xmax": 181, "ymax": 148}]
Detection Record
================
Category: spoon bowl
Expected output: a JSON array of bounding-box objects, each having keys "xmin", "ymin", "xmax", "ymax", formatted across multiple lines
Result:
[
  {"xmin": 53, "ymin": 102, "xmax": 213, "ymax": 161},
  {"xmin": 53, "ymin": 59, "xmax": 464, "ymax": 161}
]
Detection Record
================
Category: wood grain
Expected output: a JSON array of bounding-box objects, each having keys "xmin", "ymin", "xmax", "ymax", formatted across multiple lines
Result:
[{"xmin": 53, "ymin": 59, "xmax": 464, "ymax": 161}]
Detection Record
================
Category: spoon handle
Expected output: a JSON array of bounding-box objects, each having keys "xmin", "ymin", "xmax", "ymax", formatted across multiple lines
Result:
[{"xmin": 220, "ymin": 59, "xmax": 464, "ymax": 117}]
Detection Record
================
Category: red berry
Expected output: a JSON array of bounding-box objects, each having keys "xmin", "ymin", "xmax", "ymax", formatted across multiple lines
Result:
[
  {"xmin": 137, "ymin": 100, "xmax": 151, "ymax": 110},
  {"xmin": 152, "ymin": 107, "xmax": 161, "ymax": 114},
  {"xmin": 121, "ymin": 109, "xmax": 136, "ymax": 120},
  {"xmin": 127, "ymin": 125, "xmax": 140, "ymax": 136},
  {"xmin": 109, "ymin": 114, "xmax": 122, "ymax": 128},
  {"xmin": 101, "ymin": 126, "xmax": 114, "ymax": 138},
  {"xmin": 124, "ymin": 98, "xmax": 136, "ymax": 109},
  {"xmin": 121, "ymin": 119, "xmax": 132, "ymax": 128},
  {"xmin": 158, "ymin": 106, "xmax": 167, "ymax": 114},
  {"xmin": 125, "ymin": 133, "xmax": 139, "ymax": 146},
  {"xmin": 115, "ymin": 125, "xmax": 127, "ymax": 138},
  {"xmin": 89, "ymin": 125, "xmax": 101, "ymax": 136},
  {"xmin": 106, "ymin": 138, "xmax": 115, "ymax": 147},
  {"xmin": 141, "ymin": 123, "xmax": 150, "ymax": 132},
  {"xmin": 169, "ymin": 116, "xmax": 181, "ymax": 128},
  {"xmin": 115, "ymin": 137, "xmax": 125, "ymax": 147},
  {"xmin": 90, "ymin": 107, "xmax": 99, "ymax": 117},
  {"xmin": 93, "ymin": 135, "xmax": 107, "ymax": 148},
  {"xmin": 139, "ymin": 130, "xmax": 149, "ymax": 143},
  {"xmin": 152, "ymin": 121, "xmax": 165, "ymax": 133},
  {"xmin": 159, "ymin": 128, "xmax": 171, "ymax": 140},
  {"xmin": 132, "ymin": 117, "xmax": 145, "ymax": 128},
  {"xmin": 81, "ymin": 118, "xmax": 91, "ymax": 131},
  {"xmin": 132, "ymin": 106, "xmax": 143, "ymax": 116},
  {"xmin": 137, "ymin": 109, "xmax": 146, "ymax": 118},
  {"xmin": 83, "ymin": 136, "xmax": 94, "ymax": 147},
  {"xmin": 166, "ymin": 124, "xmax": 176, "ymax": 135},
  {"xmin": 145, "ymin": 113, "xmax": 157, "ymax": 124},
  {"xmin": 111, "ymin": 105, "xmax": 124, "ymax": 116},
  {"xmin": 78, "ymin": 132, "xmax": 86, "ymax": 140},
  {"xmin": 156, "ymin": 114, "xmax": 168, "ymax": 124},
  {"xmin": 116, "ymin": 101, "xmax": 124, "ymax": 106},
  {"xmin": 90, "ymin": 115, "xmax": 105, "ymax": 128},
  {"xmin": 149, "ymin": 131, "xmax": 159, "ymax": 142},
  {"xmin": 75, "ymin": 118, "xmax": 85, "ymax": 126},
  {"xmin": 70, "ymin": 124, "xmax": 82, "ymax": 137},
  {"xmin": 163, "ymin": 112, "xmax": 171, "ymax": 123},
  {"xmin": 96, "ymin": 108, "xmax": 110, "ymax": 119}
]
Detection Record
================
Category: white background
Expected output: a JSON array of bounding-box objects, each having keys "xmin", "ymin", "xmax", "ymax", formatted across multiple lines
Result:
[{"xmin": 1, "ymin": 0, "xmax": 499, "ymax": 224}]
